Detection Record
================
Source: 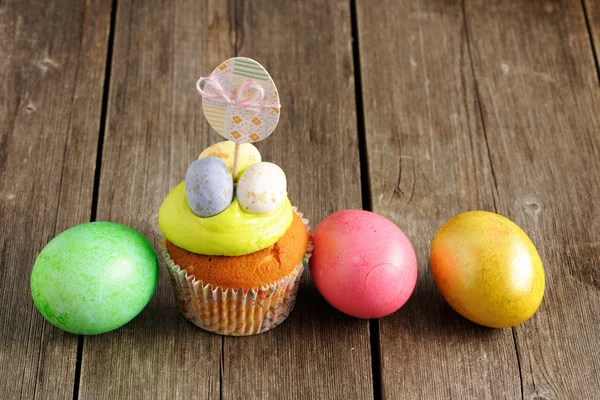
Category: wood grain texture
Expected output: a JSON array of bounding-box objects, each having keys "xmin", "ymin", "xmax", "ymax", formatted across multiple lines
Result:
[
  {"xmin": 221, "ymin": 1, "xmax": 372, "ymax": 399},
  {"xmin": 464, "ymin": 1, "xmax": 600, "ymax": 398},
  {"xmin": 0, "ymin": 0, "xmax": 111, "ymax": 399},
  {"xmin": 356, "ymin": 1, "xmax": 522, "ymax": 398},
  {"xmin": 77, "ymin": 0, "xmax": 230, "ymax": 399}
]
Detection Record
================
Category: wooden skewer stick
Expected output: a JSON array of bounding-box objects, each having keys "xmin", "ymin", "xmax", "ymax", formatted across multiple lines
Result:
[{"xmin": 232, "ymin": 142, "xmax": 240, "ymax": 179}]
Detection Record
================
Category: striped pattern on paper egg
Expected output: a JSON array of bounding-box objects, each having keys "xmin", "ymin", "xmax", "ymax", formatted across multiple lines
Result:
[
  {"xmin": 236, "ymin": 162, "xmax": 287, "ymax": 214},
  {"xmin": 185, "ymin": 157, "xmax": 234, "ymax": 217}
]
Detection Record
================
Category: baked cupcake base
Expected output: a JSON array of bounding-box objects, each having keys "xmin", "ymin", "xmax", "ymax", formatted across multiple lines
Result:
[{"xmin": 161, "ymin": 209, "xmax": 312, "ymax": 336}]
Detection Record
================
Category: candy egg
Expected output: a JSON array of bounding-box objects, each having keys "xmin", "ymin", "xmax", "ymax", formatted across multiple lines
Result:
[
  {"xmin": 431, "ymin": 211, "xmax": 545, "ymax": 328},
  {"xmin": 310, "ymin": 210, "xmax": 418, "ymax": 319},
  {"xmin": 185, "ymin": 157, "xmax": 234, "ymax": 217},
  {"xmin": 30, "ymin": 222, "xmax": 158, "ymax": 335},
  {"xmin": 236, "ymin": 162, "xmax": 287, "ymax": 214},
  {"xmin": 199, "ymin": 141, "xmax": 261, "ymax": 181}
]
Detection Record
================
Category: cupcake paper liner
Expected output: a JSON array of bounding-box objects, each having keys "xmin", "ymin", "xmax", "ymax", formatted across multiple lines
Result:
[{"xmin": 160, "ymin": 209, "xmax": 313, "ymax": 336}]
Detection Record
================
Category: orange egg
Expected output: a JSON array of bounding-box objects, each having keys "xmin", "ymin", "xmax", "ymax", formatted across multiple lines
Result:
[{"xmin": 430, "ymin": 211, "xmax": 545, "ymax": 328}]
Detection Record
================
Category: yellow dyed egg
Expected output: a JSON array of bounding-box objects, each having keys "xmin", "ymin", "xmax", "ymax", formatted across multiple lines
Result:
[
  {"xmin": 430, "ymin": 211, "xmax": 545, "ymax": 328},
  {"xmin": 199, "ymin": 141, "xmax": 260, "ymax": 181}
]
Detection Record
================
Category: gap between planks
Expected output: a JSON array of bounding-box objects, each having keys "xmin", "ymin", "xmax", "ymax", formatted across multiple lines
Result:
[
  {"xmin": 350, "ymin": 0, "xmax": 382, "ymax": 399},
  {"xmin": 72, "ymin": 0, "xmax": 119, "ymax": 399},
  {"xmin": 460, "ymin": 1, "xmax": 525, "ymax": 398},
  {"xmin": 581, "ymin": 0, "xmax": 600, "ymax": 84}
]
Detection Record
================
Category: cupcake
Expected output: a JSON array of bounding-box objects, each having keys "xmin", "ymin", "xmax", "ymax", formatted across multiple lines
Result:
[{"xmin": 158, "ymin": 141, "xmax": 312, "ymax": 336}]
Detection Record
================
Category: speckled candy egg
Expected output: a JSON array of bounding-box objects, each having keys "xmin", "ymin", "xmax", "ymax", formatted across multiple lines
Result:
[
  {"xmin": 237, "ymin": 162, "xmax": 287, "ymax": 214},
  {"xmin": 310, "ymin": 210, "xmax": 418, "ymax": 319},
  {"xmin": 185, "ymin": 156, "xmax": 234, "ymax": 217},
  {"xmin": 199, "ymin": 141, "xmax": 261, "ymax": 181},
  {"xmin": 30, "ymin": 222, "xmax": 158, "ymax": 335}
]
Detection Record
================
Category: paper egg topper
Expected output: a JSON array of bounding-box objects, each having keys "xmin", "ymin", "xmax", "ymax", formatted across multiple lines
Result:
[{"xmin": 196, "ymin": 57, "xmax": 280, "ymax": 176}]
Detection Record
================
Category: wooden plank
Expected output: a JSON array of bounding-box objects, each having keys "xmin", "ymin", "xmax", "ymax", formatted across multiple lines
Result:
[
  {"xmin": 356, "ymin": 0, "xmax": 523, "ymax": 398},
  {"xmin": 0, "ymin": 0, "xmax": 111, "ymax": 399},
  {"xmin": 463, "ymin": 1, "xmax": 600, "ymax": 398},
  {"xmin": 77, "ymin": 0, "xmax": 232, "ymax": 398},
  {"xmin": 221, "ymin": 1, "xmax": 373, "ymax": 399}
]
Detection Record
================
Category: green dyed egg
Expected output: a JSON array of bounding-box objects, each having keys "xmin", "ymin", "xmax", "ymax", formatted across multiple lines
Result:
[{"xmin": 31, "ymin": 222, "xmax": 158, "ymax": 335}]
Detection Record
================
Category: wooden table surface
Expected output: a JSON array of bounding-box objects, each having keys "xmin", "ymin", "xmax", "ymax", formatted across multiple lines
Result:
[{"xmin": 2, "ymin": 0, "xmax": 600, "ymax": 399}]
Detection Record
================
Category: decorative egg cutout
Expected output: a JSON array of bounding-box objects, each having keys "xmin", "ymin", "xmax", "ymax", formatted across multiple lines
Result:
[
  {"xmin": 185, "ymin": 157, "xmax": 234, "ymax": 217},
  {"xmin": 237, "ymin": 162, "xmax": 287, "ymax": 214},
  {"xmin": 200, "ymin": 57, "xmax": 280, "ymax": 144},
  {"xmin": 199, "ymin": 141, "xmax": 261, "ymax": 181}
]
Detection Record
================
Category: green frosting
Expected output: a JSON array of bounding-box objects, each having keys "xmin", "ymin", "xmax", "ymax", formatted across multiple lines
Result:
[{"xmin": 158, "ymin": 182, "xmax": 293, "ymax": 256}]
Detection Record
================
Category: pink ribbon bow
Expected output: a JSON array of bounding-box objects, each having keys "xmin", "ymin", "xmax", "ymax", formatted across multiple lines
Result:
[{"xmin": 196, "ymin": 77, "xmax": 280, "ymax": 114}]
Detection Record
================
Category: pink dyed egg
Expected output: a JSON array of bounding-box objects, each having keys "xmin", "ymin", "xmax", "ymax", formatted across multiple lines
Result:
[{"xmin": 310, "ymin": 210, "xmax": 418, "ymax": 318}]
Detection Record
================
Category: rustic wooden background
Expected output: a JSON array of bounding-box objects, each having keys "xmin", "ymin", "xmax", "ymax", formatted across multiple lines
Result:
[{"xmin": 1, "ymin": 0, "xmax": 599, "ymax": 399}]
